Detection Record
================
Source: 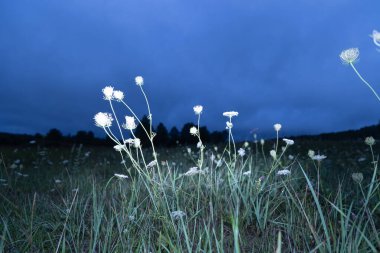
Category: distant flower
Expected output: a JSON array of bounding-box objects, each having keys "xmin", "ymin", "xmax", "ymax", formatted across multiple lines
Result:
[
  {"xmin": 352, "ymin": 172, "xmax": 363, "ymax": 184},
  {"xmin": 102, "ymin": 86, "xmax": 114, "ymax": 100},
  {"xmin": 365, "ymin": 136, "xmax": 375, "ymax": 146},
  {"xmin": 190, "ymin": 126, "xmax": 198, "ymax": 135},
  {"xmin": 133, "ymin": 138, "xmax": 141, "ymax": 148},
  {"xmin": 124, "ymin": 138, "xmax": 134, "ymax": 145},
  {"xmin": 260, "ymin": 139, "xmax": 265, "ymax": 145},
  {"xmin": 270, "ymin": 150, "xmax": 277, "ymax": 159},
  {"xmin": 238, "ymin": 148, "xmax": 245, "ymax": 157},
  {"xmin": 288, "ymin": 155, "xmax": 294, "ymax": 160},
  {"xmin": 312, "ymin": 154, "xmax": 327, "ymax": 161},
  {"xmin": 146, "ymin": 160, "xmax": 157, "ymax": 168},
  {"xmin": 210, "ymin": 154, "xmax": 215, "ymax": 161},
  {"xmin": 340, "ymin": 48, "xmax": 359, "ymax": 64},
  {"xmin": 183, "ymin": 167, "xmax": 205, "ymax": 176},
  {"xmin": 274, "ymin": 123, "xmax": 282, "ymax": 132},
  {"xmin": 187, "ymin": 147, "xmax": 192, "ymax": 154},
  {"xmin": 114, "ymin": 144, "xmax": 125, "ymax": 152},
  {"xmin": 277, "ymin": 169, "xmax": 291, "ymax": 176},
  {"xmin": 223, "ymin": 111, "xmax": 239, "ymax": 118},
  {"xmin": 244, "ymin": 142, "xmax": 249, "ymax": 148},
  {"xmin": 370, "ymin": 30, "xmax": 380, "ymax": 47},
  {"xmin": 283, "ymin": 138, "xmax": 294, "ymax": 145},
  {"xmin": 55, "ymin": 179, "xmax": 62, "ymax": 184},
  {"xmin": 226, "ymin": 121, "xmax": 233, "ymax": 129},
  {"xmin": 170, "ymin": 210, "xmax": 186, "ymax": 220},
  {"xmin": 29, "ymin": 140, "xmax": 36, "ymax": 144},
  {"xmin": 193, "ymin": 105, "xmax": 203, "ymax": 115},
  {"xmin": 216, "ymin": 159, "xmax": 223, "ymax": 167},
  {"xmin": 308, "ymin": 150, "xmax": 315, "ymax": 159},
  {"xmin": 123, "ymin": 116, "xmax": 137, "ymax": 130},
  {"xmin": 113, "ymin": 90, "xmax": 124, "ymax": 101},
  {"xmin": 197, "ymin": 141, "xmax": 202, "ymax": 149},
  {"xmin": 135, "ymin": 76, "xmax": 144, "ymax": 86},
  {"xmin": 94, "ymin": 112, "xmax": 113, "ymax": 127},
  {"xmin": 114, "ymin": 173, "xmax": 128, "ymax": 179},
  {"xmin": 243, "ymin": 170, "xmax": 251, "ymax": 176}
]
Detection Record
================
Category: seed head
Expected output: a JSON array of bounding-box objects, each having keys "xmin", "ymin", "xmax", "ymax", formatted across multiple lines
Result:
[
  {"xmin": 113, "ymin": 90, "xmax": 124, "ymax": 101},
  {"xmin": 274, "ymin": 123, "xmax": 282, "ymax": 132},
  {"xmin": 339, "ymin": 48, "xmax": 359, "ymax": 64},
  {"xmin": 123, "ymin": 116, "xmax": 137, "ymax": 130},
  {"xmin": 94, "ymin": 112, "xmax": 113, "ymax": 127},
  {"xmin": 102, "ymin": 86, "xmax": 114, "ymax": 100},
  {"xmin": 135, "ymin": 76, "xmax": 144, "ymax": 86},
  {"xmin": 193, "ymin": 105, "xmax": 203, "ymax": 115}
]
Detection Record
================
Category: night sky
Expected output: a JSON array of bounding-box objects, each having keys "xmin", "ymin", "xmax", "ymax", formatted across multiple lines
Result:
[{"xmin": 1, "ymin": 0, "xmax": 379, "ymax": 140}]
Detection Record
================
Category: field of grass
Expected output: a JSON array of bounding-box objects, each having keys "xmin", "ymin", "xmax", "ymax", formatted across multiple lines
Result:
[{"xmin": 0, "ymin": 137, "xmax": 379, "ymax": 252}]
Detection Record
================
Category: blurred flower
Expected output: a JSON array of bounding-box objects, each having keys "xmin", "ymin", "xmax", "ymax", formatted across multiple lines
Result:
[
  {"xmin": 288, "ymin": 155, "xmax": 294, "ymax": 160},
  {"xmin": 238, "ymin": 148, "xmax": 245, "ymax": 157},
  {"xmin": 340, "ymin": 48, "xmax": 359, "ymax": 64},
  {"xmin": 187, "ymin": 147, "xmax": 192, "ymax": 154},
  {"xmin": 270, "ymin": 150, "xmax": 277, "ymax": 159},
  {"xmin": 123, "ymin": 116, "xmax": 137, "ymax": 130},
  {"xmin": 170, "ymin": 210, "xmax": 186, "ymax": 220},
  {"xmin": 365, "ymin": 136, "xmax": 375, "ymax": 146},
  {"xmin": 94, "ymin": 112, "xmax": 113, "ymax": 127},
  {"xmin": 223, "ymin": 111, "xmax": 239, "ymax": 118},
  {"xmin": 113, "ymin": 90, "xmax": 124, "ymax": 101},
  {"xmin": 283, "ymin": 138, "xmax": 294, "ymax": 145},
  {"xmin": 114, "ymin": 144, "xmax": 125, "ymax": 152},
  {"xmin": 226, "ymin": 122, "xmax": 233, "ymax": 129},
  {"xmin": 197, "ymin": 141, "xmax": 202, "ymax": 149},
  {"xmin": 102, "ymin": 86, "xmax": 114, "ymax": 100},
  {"xmin": 193, "ymin": 105, "xmax": 203, "ymax": 115},
  {"xmin": 29, "ymin": 140, "xmax": 36, "ymax": 144},
  {"xmin": 114, "ymin": 173, "xmax": 128, "ymax": 179},
  {"xmin": 133, "ymin": 138, "xmax": 141, "ymax": 148},
  {"xmin": 308, "ymin": 150, "xmax": 315, "ymax": 159},
  {"xmin": 277, "ymin": 169, "xmax": 291, "ymax": 176},
  {"xmin": 135, "ymin": 76, "xmax": 144, "ymax": 86},
  {"xmin": 244, "ymin": 141, "xmax": 249, "ymax": 148},
  {"xmin": 370, "ymin": 30, "xmax": 380, "ymax": 47},
  {"xmin": 274, "ymin": 123, "xmax": 282, "ymax": 132},
  {"xmin": 352, "ymin": 172, "xmax": 363, "ymax": 184},
  {"xmin": 243, "ymin": 170, "xmax": 251, "ymax": 176},
  {"xmin": 260, "ymin": 139, "xmax": 265, "ymax": 145},
  {"xmin": 147, "ymin": 160, "xmax": 157, "ymax": 168},
  {"xmin": 55, "ymin": 179, "xmax": 62, "ymax": 184},
  {"xmin": 183, "ymin": 167, "xmax": 205, "ymax": 176},
  {"xmin": 312, "ymin": 154, "xmax": 327, "ymax": 161},
  {"xmin": 190, "ymin": 126, "xmax": 198, "ymax": 135}
]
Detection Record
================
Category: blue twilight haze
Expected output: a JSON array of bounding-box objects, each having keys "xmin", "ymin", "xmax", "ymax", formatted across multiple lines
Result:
[{"xmin": 0, "ymin": 0, "xmax": 379, "ymax": 140}]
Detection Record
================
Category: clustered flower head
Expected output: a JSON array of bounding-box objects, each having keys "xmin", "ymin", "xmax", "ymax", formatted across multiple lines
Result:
[
  {"xmin": 170, "ymin": 210, "xmax": 186, "ymax": 220},
  {"xmin": 223, "ymin": 111, "xmax": 239, "ymax": 119},
  {"xmin": 114, "ymin": 144, "xmax": 125, "ymax": 152},
  {"xmin": 114, "ymin": 173, "xmax": 128, "ymax": 179},
  {"xmin": 123, "ymin": 116, "xmax": 137, "ymax": 130},
  {"xmin": 352, "ymin": 172, "xmax": 363, "ymax": 184},
  {"xmin": 193, "ymin": 105, "xmax": 203, "ymax": 115},
  {"xmin": 270, "ymin": 150, "xmax": 277, "ymax": 159},
  {"xmin": 238, "ymin": 148, "xmax": 245, "ymax": 157},
  {"xmin": 283, "ymin": 138, "xmax": 294, "ymax": 145},
  {"xmin": 133, "ymin": 138, "xmax": 141, "ymax": 148},
  {"xmin": 113, "ymin": 90, "xmax": 124, "ymax": 101},
  {"xmin": 183, "ymin": 167, "xmax": 205, "ymax": 176},
  {"xmin": 102, "ymin": 86, "xmax": 114, "ymax": 100},
  {"xmin": 135, "ymin": 76, "xmax": 144, "ymax": 86},
  {"xmin": 277, "ymin": 169, "xmax": 291, "ymax": 176},
  {"xmin": 339, "ymin": 48, "xmax": 359, "ymax": 64},
  {"xmin": 312, "ymin": 154, "xmax": 327, "ymax": 161},
  {"xmin": 274, "ymin": 123, "xmax": 282, "ymax": 132},
  {"xmin": 94, "ymin": 112, "xmax": 113, "ymax": 127},
  {"xmin": 189, "ymin": 126, "xmax": 198, "ymax": 135},
  {"xmin": 370, "ymin": 30, "xmax": 380, "ymax": 47},
  {"xmin": 308, "ymin": 150, "xmax": 315, "ymax": 159},
  {"xmin": 365, "ymin": 136, "xmax": 375, "ymax": 146}
]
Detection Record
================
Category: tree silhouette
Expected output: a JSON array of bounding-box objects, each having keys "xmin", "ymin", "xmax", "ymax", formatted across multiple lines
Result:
[
  {"xmin": 155, "ymin": 122, "xmax": 169, "ymax": 147},
  {"xmin": 169, "ymin": 126, "xmax": 180, "ymax": 146},
  {"xmin": 134, "ymin": 115, "xmax": 153, "ymax": 148},
  {"xmin": 75, "ymin": 131, "xmax": 95, "ymax": 144},
  {"xmin": 46, "ymin": 128, "xmax": 63, "ymax": 145}
]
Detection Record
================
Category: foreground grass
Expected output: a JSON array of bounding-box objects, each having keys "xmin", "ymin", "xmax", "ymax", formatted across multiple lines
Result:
[{"xmin": 0, "ymin": 140, "xmax": 379, "ymax": 252}]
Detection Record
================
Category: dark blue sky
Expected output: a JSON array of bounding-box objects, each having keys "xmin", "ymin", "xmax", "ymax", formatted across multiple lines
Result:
[{"xmin": 1, "ymin": 0, "xmax": 379, "ymax": 140}]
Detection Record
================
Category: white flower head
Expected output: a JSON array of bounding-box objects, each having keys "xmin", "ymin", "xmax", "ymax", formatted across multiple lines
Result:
[
  {"xmin": 124, "ymin": 138, "xmax": 134, "ymax": 145},
  {"xmin": 308, "ymin": 150, "xmax": 315, "ymax": 158},
  {"xmin": 197, "ymin": 141, "xmax": 202, "ymax": 149},
  {"xmin": 114, "ymin": 144, "xmax": 125, "ymax": 152},
  {"xmin": 244, "ymin": 141, "xmax": 249, "ymax": 148},
  {"xmin": 135, "ymin": 76, "xmax": 144, "ymax": 86},
  {"xmin": 114, "ymin": 173, "xmax": 128, "ymax": 179},
  {"xmin": 243, "ymin": 170, "xmax": 251, "ymax": 176},
  {"xmin": 226, "ymin": 121, "xmax": 233, "ymax": 129},
  {"xmin": 123, "ymin": 116, "xmax": 137, "ymax": 130},
  {"xmin": 183, "ymin": 167, "xmax": 205, "ymax": 176},
  {"xmin": 370, "ymin": 30, "xmax": 380, "ymax": 47},
  {"xmin": 147, "ymin": 160, "xmax": 157, "ymax": 168},
  {"xmin": 365, "ymin": 136, "xmax": 375, "ymax": 146},
  {"xmin": 312, "ymin": 154, "xmax": 327, "ymax": 161},
  {"xmin": 270, "ymin": 150, "xmax": 277, "ymax": 159},
  {"xmin": 223, "ymin": 111, "xmax": 239, "ymax": 118},
  {"xmin": 193, "ymin": 105, "xmax": 203, "ymax": 115},
  {"xmin": 283, "ymin": 138, "xmax": 294, "ymax": 145},
  {"xmin": 190, "ymin": 126, "xmax": 198, "ymax": 135},
  {"xmin": 260, "ymin": 139, "xmax": 265, "ymax": 145},
  {"xmin": 171, "ymin": 210, "xmax": 186, "ymax": 220},
  {"xmin": 133, "ymin": 138, "xmax": 141, "ymax": 148},
  {"xmin": 339, "ymin": 48, "xmax": 359, "ymax": 64},
  {"xmin": 238, "ymin": 148, "xmax": 245, "ymax": 157},
  {"xmin": 352, "ymin": 172, "xmax": 363, "ymax": 184},
  {"xmin": 94, "ymin": 112, "xmax": 113, "ymax": 127},
  {"xmin": 277, "ymin": 169, "xmax": 291, "ymax": 176},
  {"xmin": 102, "ymin": 86, "xmax": 114, "ymax": 100},
  {"xmin": 274, "ymin": 123, "xmax": 282, "ymax": 132},
  {"xmin": 113, "ymin": 90, "xmax": 124, "ymax": 101}
]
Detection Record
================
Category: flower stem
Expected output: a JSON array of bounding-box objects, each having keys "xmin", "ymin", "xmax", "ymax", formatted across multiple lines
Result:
[{"xmin": 350, "ymin": 63, "xmax": 380, "ymax": 102}]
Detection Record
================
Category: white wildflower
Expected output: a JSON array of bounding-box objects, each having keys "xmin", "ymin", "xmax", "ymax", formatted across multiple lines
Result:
[
  {"xmin": 238, "ymin": 148, "xmax": 245, "ymax": 157},
  {"xmin": 312, "ymin": 154, "xmax": 327, "ymax": 161},
  {"xmin": 365, "ymin": 136, "xmax": 375, "ymax": 146},
  {"xmin": 190, "ymin": 126, "xmax": 198, "ymax": 135},
  {"xmin": 277, "ymin": 169, "xmax": 291, "ymax": 176},
  {"xmin": 197, "ymin": 141, "xmax": 202, "ymax": 149},
  {"xmin": 55, "ymin": 179, "xmax": 62, "ymax": 184},
  {"xmin": 283, "ymin": 138, "xmax": 294, "ymax": 145},
  {"xmin": 114, "ymin": 173, "xmax": 128, "ymax": 179},
  {"xmin": 135, "ymin": 76, "xmax": 144, "ymax": 86},
  {"xmin": 216, "ymin": 159, "xmax": 223, "ymax": 167},
  {"xmin": 340, "ymin": 48, "xmax": 359, "ymax": 64},
  {"xmin": 187, "ymin": 147, "xmax": 192, "ymax": 154},
  {"xmin": 370, "ymin": 30, "xmax": 380, "ymax": 47},
  {"xmin": 243, "ymin": 170, "xmax": 251, "ymax": 176},
  {"xmin": 146, "ymin": 160, "xmax": 157, "ymax": 168},
  {"xmin": 210, "ymin": 153, "xmax": 215, "ymax": 161},
  {"xmin": 183, "ymin": 167, "xmax": 205, "ymax": 176},
  {"xmin": 29, "ymin": 140, "xmax": 36, "ymax": 144},
  {"xmin": 102, "ymin": 86, "xmax": 114, "ymax": 100},
  {"xmin": 308, "ymin": 150, "xmax": 315, "ymax": 159},
  {"xmin": 274, "ymin": 123, "xmax": 282, "ymax": 132},
  {"xmin": 123, "ymin": 116, "xmax": 137, "ymax": 130},
  {"xmin": 170, "ymin": 210, "xmax": 186, "ymax": 220},
  {"xmin": 226, "ymin": 121, "xmax": 233, "ymax": 129},
  {"xmin": 133, "ymin": 138, "xmax": 141, "ymax": 148},
  {"xmin": 94, "ymin": 112, "xmax": 113, "ymax": 127},
  {"xmin": 352, "ymin": 172, "xmax": 363, "ymax": 184},
  {"xmin": 124, "ymin": 138, "xmax": 134, "ymax": 145},
  {"xmin": 260, "ymin": 139, "xmax": 265, "ymax": 145},
  {"xmin": 244, "ymin": 141, "xmax": 249, "ymax": 148},
  {"xmin": 288, "ymin": 155, "xmax": 294, "ymax": 160},
  {"xmin": 223, "ymin": 111, "xmax": 239, "ymax": 118},
  {"xmin": 193, "ymin": 105, "xmax": 203, "ymax": 115},
  {"xmin": 270, "ymin": 150, "xmax": 277, "ymax": 159},
  {"xmin": 113, "ymin": 90, "xmax": 124, "ymax": 101},
  {"xmin": 114, "ymin": 144, "xmax": 125, "ymax": 152}
]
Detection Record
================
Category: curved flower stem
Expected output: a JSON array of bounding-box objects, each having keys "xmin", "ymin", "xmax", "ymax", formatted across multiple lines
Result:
[
  {"xmin": 350, "ymin": 63, "xmax": 380, "ymax": 102},
  {"xmin": 109, "ymin": 100, "xmax": 125, "ymax": 143},
  {"xmin": 139, "ymin": 86, "xmax": 153, "ymax": 134}
]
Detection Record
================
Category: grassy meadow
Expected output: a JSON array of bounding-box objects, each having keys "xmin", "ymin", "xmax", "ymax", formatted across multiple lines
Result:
[{"xmin": 0, "ymin": 137, "xmax": 379, "ymax": 252}]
